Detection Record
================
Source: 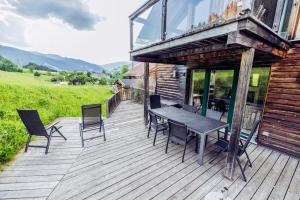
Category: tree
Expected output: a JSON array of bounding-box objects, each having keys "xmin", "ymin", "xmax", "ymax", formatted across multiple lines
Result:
[
  {"xmin": 120, "ymin": 65, "xmax": 129, "ymax": 75},
  {"xmin": 34, "ymin": 71, "xmax": 41, "ymax": 77},
  {"xmin": 0, "ymin": 57, "xmax": 22, "ymax": 72}
]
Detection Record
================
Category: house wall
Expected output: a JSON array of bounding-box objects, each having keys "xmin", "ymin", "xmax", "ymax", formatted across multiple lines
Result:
[
  {"xmin": 156, "ymin": 64, "xmax": 187, "ymax": 103},
  {"xmin": 259, "ymin": 43, "xmax": 300, "ymax": 157}
]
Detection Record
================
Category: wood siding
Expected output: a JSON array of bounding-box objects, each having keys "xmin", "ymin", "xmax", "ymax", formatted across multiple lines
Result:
[
  {"xmin": 259, "ymin": 44, "xmax": 300, "ymax": 157},
  {"xmin": 156, "ymin": 64, "xmax": 187, "ymax": 103}
]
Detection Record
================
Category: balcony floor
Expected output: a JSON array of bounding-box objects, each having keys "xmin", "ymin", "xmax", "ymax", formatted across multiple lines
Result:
[{"xmin": 0, "ymin": 101, "xmax": 299, "ymax": 200}]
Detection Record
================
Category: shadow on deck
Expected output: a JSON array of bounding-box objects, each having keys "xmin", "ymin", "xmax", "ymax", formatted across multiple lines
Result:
[{"xmin": 0, "ymin": 101, "xmax": 299, "ymax": 200}]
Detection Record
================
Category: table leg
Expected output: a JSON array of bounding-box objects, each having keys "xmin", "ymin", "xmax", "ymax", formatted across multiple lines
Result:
[
  {"xmin": 224, "ymin": 126, "xmax": 229, "ymax": 140},
  {"xmin": 197, "ymin": 134, "xmax": 206, "ymax": 165}
]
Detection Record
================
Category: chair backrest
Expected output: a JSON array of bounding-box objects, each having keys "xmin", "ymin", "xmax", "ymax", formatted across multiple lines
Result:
[
  {"xmin": 241, "ymin": 119, "xmax": 261, "ymax": 152},
  {"xmin": 168, "ymin": 120, "xmax": 187, "ymax": 141},
  {"xmin": 150, "ymin": 95, "xmax": 161, "ymax": 109},
  {"xmin": 81, "ymin": 104, "xmax": 102, "ymax": 129},
  {"xmin": 206, "ymin": 109, "xmax": 223, "ymax": 121},
  {"xmin": 17, "ymin": 110, "xmax": 48, "ymax": 137},
  {"xmin": 182, "ymin": 104, "xmax": 197, "ymax": 113},
  {"xmin": 148, "ymin": 110, "xmax": 159, "ymax": 126}
]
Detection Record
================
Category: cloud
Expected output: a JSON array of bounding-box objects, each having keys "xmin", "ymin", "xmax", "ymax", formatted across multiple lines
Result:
[
  {"xmin": 2, "ymin": 0, "xmax": 103, "ymax": 30},
  {"xmin": 0, "ymin": 15, "xmax": 28, "ymax": 46}
]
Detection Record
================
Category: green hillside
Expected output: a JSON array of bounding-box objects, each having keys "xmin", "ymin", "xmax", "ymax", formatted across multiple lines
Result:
[{"xmin": 0, "ymin": 71, "xmax": 112, "ymax": 168}]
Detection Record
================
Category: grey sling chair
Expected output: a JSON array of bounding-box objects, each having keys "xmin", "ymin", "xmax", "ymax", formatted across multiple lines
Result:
[
  {"xmin": 210, "ymin": 119, "xmax": 261, "ymax": 182},
  {"xmin": 17, "ymin": 109, "xmax": 67, "ymax": 154},
  {"xmin": 79, "ymin": 104, "xmax": 106, "ymax": 147},
  {"xmin": 166, "ymin": 120, "xmax": 195, "ymax": 163},
  {"xmin": 148, "ymin": 110, "xmax": 168, "ymax": 146}
]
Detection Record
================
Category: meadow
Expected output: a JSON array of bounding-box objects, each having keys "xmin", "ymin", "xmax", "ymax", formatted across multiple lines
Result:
[{"xmin": 0, "ymin": 71, "xmax": 112, "ymax": 168}]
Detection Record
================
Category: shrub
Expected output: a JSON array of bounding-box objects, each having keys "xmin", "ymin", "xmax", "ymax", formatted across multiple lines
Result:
[{"xmin": 34, "ymin": 71, "xmax": 41, "ymax": 77}]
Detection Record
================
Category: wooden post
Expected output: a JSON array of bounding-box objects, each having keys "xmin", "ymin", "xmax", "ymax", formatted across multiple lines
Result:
[
  {"xmin": 144, "ymin": 62, "xmax": 150, "ymax": 125},
  {"xmin": 224, "ymin": 48, "xmax": 255, "ymax": 180}
]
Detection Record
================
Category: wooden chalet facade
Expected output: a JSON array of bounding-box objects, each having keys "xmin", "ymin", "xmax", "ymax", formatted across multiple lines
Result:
[{"xmin": 129, "ymin": 0, "xmax": 300, "ymax": 179}]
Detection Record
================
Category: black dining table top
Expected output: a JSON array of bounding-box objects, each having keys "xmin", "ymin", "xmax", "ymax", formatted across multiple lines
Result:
[{"xmin": 149, "ymin": 106, "xmax": 228, "ymax": 135}]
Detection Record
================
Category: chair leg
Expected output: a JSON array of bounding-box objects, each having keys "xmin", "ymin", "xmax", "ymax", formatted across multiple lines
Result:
[
  {"xmin": 165, "ymin": 131, "xmax": 171, "ymax": 154},
  {"xmin": 53, "ymin": 126, "xmax": 67, "ymax": 140},
  {"xmin": 80, "ymin": 128, "xmax": 84, "ymax": 147},
  {"xmin": 182, "ymin": 139, "xmax": 188, "ymax": 163},
  {"xmin": 153, "ymin": 129, "xmax": 158, "ymax": 146},
  {"xmin": 102, "ymin": 122, "xmax": 106, "ymax": 142},
  {"xmin": 45, "ymin": 129, "xmax": 54, "ymax": 154},
  {"xmin": 147, "ymin": 124, "xmax": 151, "ymax": 138},
  {"xmin": 244, "ymin": 150, "xmax": 252, "ymax": 167},
  {"xmin": 236, "ymin": 157, "xmax": 247, "ymax": 182},
  {"xmin": 24, "ymin": 135, "xmax": 32, "ymax": 152},
  {"xmin": 45, "ymin": 138, "xmax": 51, "ymax": 154}
]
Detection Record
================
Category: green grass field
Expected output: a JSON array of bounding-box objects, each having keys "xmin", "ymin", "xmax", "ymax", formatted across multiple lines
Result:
[{"xmin": 0, "ymin": 71, "xmax": 112, "ymax": 168}]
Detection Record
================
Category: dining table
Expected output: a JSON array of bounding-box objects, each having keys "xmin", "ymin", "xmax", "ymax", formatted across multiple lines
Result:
[{"xmin": 149, "ymin": 106, "xmax": 229, "ymax": 165}]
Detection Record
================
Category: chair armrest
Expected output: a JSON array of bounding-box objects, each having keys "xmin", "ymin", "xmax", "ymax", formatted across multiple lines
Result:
[{"xmin": 45, "ymin": 121, "xmax": 60, "ymax": 130}]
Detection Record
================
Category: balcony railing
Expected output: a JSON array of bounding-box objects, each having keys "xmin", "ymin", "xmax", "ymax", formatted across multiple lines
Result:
[{"xmin": 130, "ymin": 0, "xmax": 295, "ymax": 51}]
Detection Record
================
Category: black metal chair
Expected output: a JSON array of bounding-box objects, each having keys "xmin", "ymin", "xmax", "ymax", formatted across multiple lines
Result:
[
  {"xmin": 150, "ymin": 95, "xmax": 161, "ymax": 109},
  {"xmin": 236, "ymin": 119, "xmax": 261, "ymax": 181},
  {"xmin": 182, "ymin": 104, "xmax": 197, "ymax": 113},
  {"xmin": 17, "ymin": 109, "xmax": 66, "ymax": 154},
  {"xmin": 166, "ymin": 120, "xmax": 195, "ymax": 163},
  {"xmin": 210, "ymin": 120, "xmax": 261, "ymax": 182},
  {"xmin": 79, "ymin": 104, "xmax": 106, "ymax": 147},
  {"xmin": 206, "ymin": 109, "xmax": 224, "ymax": 140},
  {"xmin": 148, "ymin": 110, "xmax": 168, "ymax": 146}
]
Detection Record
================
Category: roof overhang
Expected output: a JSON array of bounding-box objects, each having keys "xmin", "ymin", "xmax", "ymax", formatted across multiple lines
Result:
[{"xmin": 130, "ymin": 15, "xmax": 292, "ymax": 67}]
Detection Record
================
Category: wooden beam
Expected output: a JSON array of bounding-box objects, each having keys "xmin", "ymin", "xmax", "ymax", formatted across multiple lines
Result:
[
  {"xmin": 227, "ymin": 32, "xmax": 287, "ymax": 58},
  {"xmin": 130, "ymin": 21, "xmax": 239, "ymax": 56},
  {"xmin": 160, "ymin": 43, "xmax": 228, "ymax": 59},
  {"xmin": 144, "ymin": 62, "xmax": 150, "ymax": 125},
  {"xmin": 224, "ymin": 48, "xmax": 255, "ymax": 180},
  {"xmin": 238, "ymin": 17, "xmax": 290, "ymax": 50}
]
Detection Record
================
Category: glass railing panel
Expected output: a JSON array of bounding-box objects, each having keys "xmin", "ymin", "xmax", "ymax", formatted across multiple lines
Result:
[
  {"xmin": 252, "ymin": 0, "xmax": 279, "ymax": 28},
  {"xmin": 132, "ymin": 0, "xmax": 163, "ymax": 50},
  {"xmin": 166, "ymin": 0, "xmax": 238, "ymax": 39}
]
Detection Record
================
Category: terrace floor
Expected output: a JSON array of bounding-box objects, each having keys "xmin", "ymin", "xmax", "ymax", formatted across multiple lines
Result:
[{"xmin": 0, "ymin": 101, "xmax": 299, "ymax": 200}]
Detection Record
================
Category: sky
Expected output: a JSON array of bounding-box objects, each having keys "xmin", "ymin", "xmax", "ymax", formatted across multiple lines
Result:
[{"xmin": 0, "ymin": 0, "xmax": 146, "ymax": 65}]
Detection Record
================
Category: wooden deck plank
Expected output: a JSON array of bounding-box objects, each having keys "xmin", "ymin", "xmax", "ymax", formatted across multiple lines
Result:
[
  {"xmin": 167, "ymin": 144, "xmax": 258, "ymax": 200},
  {"xmin": 234, "ymin": 151, "xmax": 281, "ymax": 200},
  {"xmin": 78, "ymin": 140, "xmax": 217, "ymax": 200},
  {"xmin": 48, "ymin": 137, "xmax": 185, "ymax": 199},
  {"xmin": 251, "ymin": 154, "xmax": 290, "ymax": 200},
  {"xmin": 268, "ymin": 157, "xmax": 299, "ymax": 200},
  {"xmin": 0, "ymin": 101, "xmax": 298, "ymax": 200},
  {"xmin": 283, "ymin": 159, "xmax": 300, "ymax": 200}
]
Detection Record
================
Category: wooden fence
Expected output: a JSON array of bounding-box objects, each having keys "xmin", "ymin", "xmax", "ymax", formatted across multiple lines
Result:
[
  {"xmin": 106, "ymin": 88, "xmax": 155, "ymax": 118},
  {"xmin": 121, "ymin": 88, "xmax": 154, "ymax": 103},
  {"xmin": 106, "ymin": 91, "xmax": 122, "ymax": 118}
]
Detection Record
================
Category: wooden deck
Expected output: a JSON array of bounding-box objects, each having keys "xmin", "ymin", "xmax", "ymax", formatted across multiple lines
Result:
[{"xmin": 0, "ymin": 101, "xmax": 299, "ymax": 200}]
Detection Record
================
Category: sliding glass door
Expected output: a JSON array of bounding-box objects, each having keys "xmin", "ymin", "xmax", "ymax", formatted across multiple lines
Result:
[{"xmin": 190, "ymin": 67, "xmax": 270, "ymax": 135}]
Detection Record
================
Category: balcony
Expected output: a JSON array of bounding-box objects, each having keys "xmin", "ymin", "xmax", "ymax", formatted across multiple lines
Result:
[{"xmin": 129, "ymin": 0, "xmax": 292, "ymax": 65}]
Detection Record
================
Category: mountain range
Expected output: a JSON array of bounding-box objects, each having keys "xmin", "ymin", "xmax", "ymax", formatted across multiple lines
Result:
[{"xmin": 0, "ymin": 45, "xmax": 131, "ymax": 72}]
